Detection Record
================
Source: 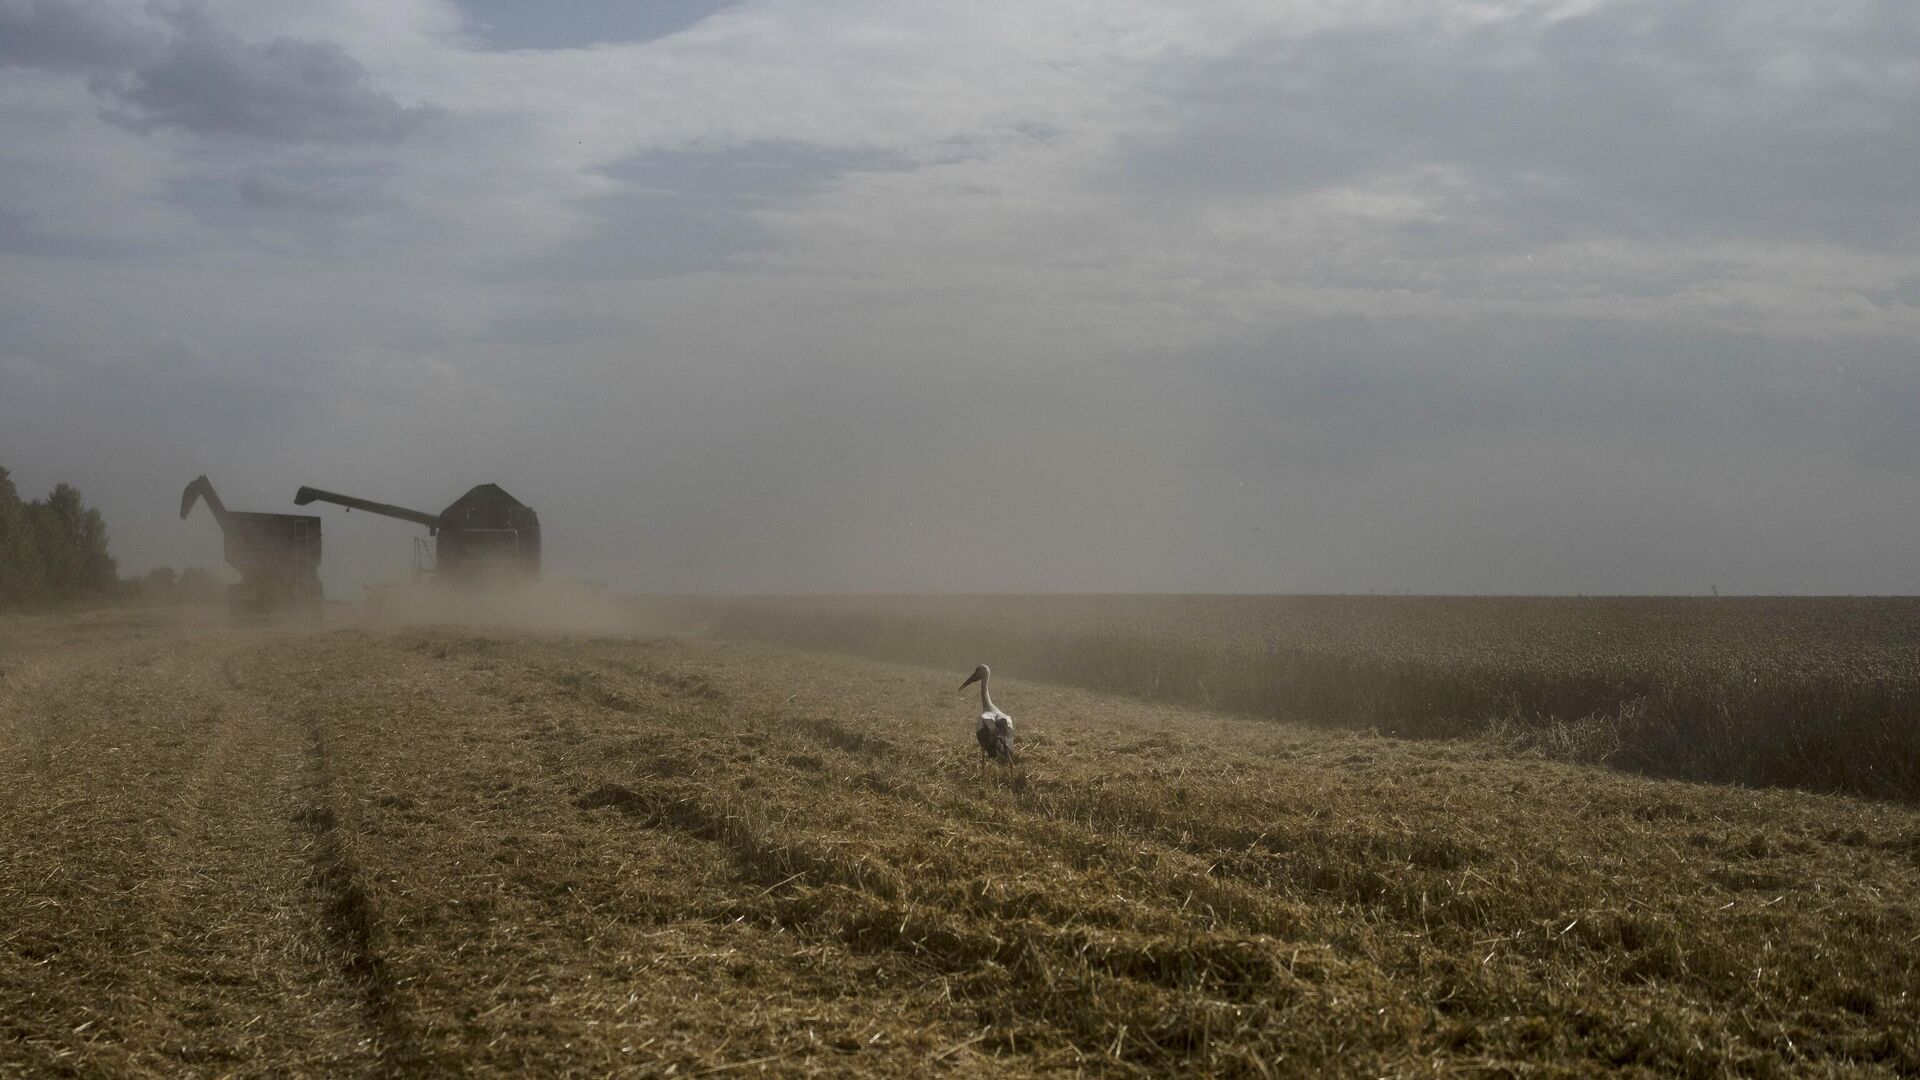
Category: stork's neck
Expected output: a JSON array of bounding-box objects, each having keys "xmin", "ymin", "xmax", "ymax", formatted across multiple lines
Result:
[{"xmin": 978, "ymin": 675, "xmax": 995, "ymax": 714}]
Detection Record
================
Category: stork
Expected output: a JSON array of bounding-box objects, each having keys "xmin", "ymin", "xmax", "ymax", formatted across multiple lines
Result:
[{"xmin": 959, "ymin": 664, "xmax": 1014, "ymax": 762}]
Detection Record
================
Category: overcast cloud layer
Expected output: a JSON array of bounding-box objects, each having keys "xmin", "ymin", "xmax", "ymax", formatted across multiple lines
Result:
[{"xmin": 1, "ymin": 0, "xmax": 1915, "ymax": 594}]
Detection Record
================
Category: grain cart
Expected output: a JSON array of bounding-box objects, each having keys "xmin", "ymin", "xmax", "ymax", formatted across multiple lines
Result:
[
  {"xmin": 179, "ymin": 475, "xmax": 324, "ymax": 617},
  {"xmin": 292, "ymin": 482, "xmax": 540, "ymax": 584}
]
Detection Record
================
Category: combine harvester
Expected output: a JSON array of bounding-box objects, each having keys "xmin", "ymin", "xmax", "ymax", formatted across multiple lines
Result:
[
  {"xmin": 179, "ymin": 475, "xmax": 324, "ymax": 619},
  {"xmin": 292, "ymin": 481, "xmax": 618, "ymax": 630},
  {"xmin": 295, "ymin": 482, "xmax": 541, "ymax": 583}
]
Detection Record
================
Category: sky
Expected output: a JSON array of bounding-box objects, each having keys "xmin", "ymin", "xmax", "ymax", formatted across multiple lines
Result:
[{"xmin": 0, "ymin": 0, "xmax": 1915, "ymax": 595}]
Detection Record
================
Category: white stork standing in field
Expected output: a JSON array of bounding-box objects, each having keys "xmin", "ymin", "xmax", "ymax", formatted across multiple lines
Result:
[{"xmin": 960, "ymin": 664, "xmax": 1015, "ymax": 762}]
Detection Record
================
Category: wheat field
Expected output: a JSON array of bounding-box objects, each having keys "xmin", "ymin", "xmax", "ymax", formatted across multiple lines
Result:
[{"xmin": 2, "ymin": 604, "xmax": 1917, "ymax": 1077}]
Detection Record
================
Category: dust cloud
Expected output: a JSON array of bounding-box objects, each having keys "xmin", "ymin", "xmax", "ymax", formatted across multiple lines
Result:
[{"xmin": 345, "ymin": 581, "xmax": 639, "ymax": 637}]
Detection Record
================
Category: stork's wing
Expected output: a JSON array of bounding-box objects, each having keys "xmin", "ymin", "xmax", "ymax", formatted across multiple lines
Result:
[{"xmin": 975, "ymin": 712, "xmax": 1015, "ymax": 760}]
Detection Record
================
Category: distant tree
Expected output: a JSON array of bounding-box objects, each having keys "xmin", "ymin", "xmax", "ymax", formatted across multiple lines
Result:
[
  {"xmin": 133, "ymin": 565, "xmax": 227, "ymax": 606},
  {"xmin": 28, "ymin": 483, "xmax": 118, "ymax": 598},
  {"xmin": 176, "ymin": 566, "xmax": 225, "ymax": 603},
  {"xmin": 0, "ymin": 468, "xmax": 120, "ymax": 609},
  {"xmin": 137, "ymin": 566, "xmax": 179, "ymax": 605},
  {"xmin": 0, "ymin": 467, "xmax": 48, "ymax": 607}
]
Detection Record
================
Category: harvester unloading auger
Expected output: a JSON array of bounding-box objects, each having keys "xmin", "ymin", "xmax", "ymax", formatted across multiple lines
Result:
[
  {"xmin": 179, "ymin": 475, "xmax": 324, "ymax": 617},
  {"xmin": 293, "ymin": 482, "xmax": 540, "ymax": 583}
]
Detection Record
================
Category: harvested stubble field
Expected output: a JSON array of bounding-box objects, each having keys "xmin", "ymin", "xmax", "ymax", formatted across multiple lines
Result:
[{"xmin": 3, "ymin": 606, "xmax": 1919, "ymax": 1078}]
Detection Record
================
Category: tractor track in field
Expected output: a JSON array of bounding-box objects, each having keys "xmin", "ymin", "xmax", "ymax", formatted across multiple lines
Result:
[
  {"xmin": 290, "ymin": 709, "xmax": 433, "ymax": 1079},
  {"xmin": 0, "ymin": 624, "xmax": 430, "ymax": 1078},
  {"xmin": 182, "ymin": 637, "xmax": 434, "ymax": 1078}
]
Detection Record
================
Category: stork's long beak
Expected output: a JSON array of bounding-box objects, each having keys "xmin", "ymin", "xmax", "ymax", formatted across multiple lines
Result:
[{"xmin": 959, "ymin": 671, "xmax": 981, "ymax": 692}]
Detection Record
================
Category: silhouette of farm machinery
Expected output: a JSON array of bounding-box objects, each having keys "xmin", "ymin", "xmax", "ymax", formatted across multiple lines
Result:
[
  {"xmin": 293, "ymin": 482, "xmax": 540, "ymax": 584},
  {"xmin": 178, "ymin": 475, "xmax": 323, "ymax": 618}
]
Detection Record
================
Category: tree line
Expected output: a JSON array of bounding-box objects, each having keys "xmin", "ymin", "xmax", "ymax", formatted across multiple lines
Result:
[
  {"xmin": 0, "ymin": 466, "xmax": 120, "ymax": 608},
  {"xmin": 0, "ymin": 466, "xmax": 223, "ymax": 610}
]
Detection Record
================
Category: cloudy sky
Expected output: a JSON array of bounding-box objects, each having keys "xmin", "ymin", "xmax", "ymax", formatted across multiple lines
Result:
[{"xmin": 1, "ymin": 0, "xmax": 1915, "ymax": 594}]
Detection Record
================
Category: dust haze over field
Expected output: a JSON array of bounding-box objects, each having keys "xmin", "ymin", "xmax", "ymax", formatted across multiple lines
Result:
[
  {"xmin": 2, "ymin": 0, "xmax": 1918, "ymax": 595},
  {"xmin": 5, "ymin": 3, "xmax": 1920, "ymax": 1076}
]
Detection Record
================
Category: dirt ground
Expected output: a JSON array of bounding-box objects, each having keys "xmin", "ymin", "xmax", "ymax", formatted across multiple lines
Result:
[{"xmin": 2, "ymin": 608, "xmax": 1916, "ymax": 1077}]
